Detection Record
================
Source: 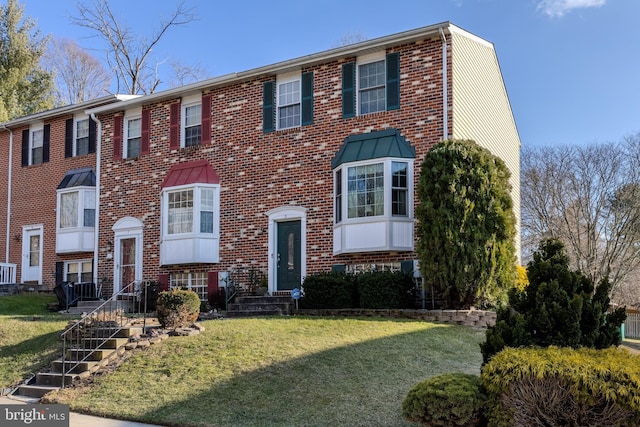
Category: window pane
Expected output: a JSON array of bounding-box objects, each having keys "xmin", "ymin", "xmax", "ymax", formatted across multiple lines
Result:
[
  {"xmin": 185, "ymin": 104, "xmax": 201, "ymax": 127},
  {"xmin": 200, "ymin": 188, "xmax": 214, "ymax": 234},
  {"xmin": 200, "ymin": 211, "xmax": 214, "ymax": 233},
  {"xmin": 76, "ymin": 119, "xmax": 90, "ymax": 156},
  {"xmin": 359, "ymin": 60, "xmax": 386, "ymax": 115},
  {"xmin": 335, "ymin": 169, "xmax": 342, "ymax": 224},
  {"xmin": 60, "ymin": 192, "xmax": 78, "ymax": 228},
  {"xmin": 347, "ymin": 163, "xmax": 384, "ymax": 218},
  {"xmin": 392, "ymin": 162, "xmax": 408, "ymax": 216},
  {"xmin": 168, "ymin": 190, "xmax": 193, "ymax": 234},
  {"xmin": 32, "ymin": 129, "xmax": 43, "ymax": 164},
  {"xmin": 126, "ymin": 117, "xmax": 142, "ymax": 158},
  {"xmin": 184, "ymin": 124, "xmax": 201, "ymax": 147},
  {"xmin": 277, "ymin": 80, "xmax": 301, "ymax": 129}
]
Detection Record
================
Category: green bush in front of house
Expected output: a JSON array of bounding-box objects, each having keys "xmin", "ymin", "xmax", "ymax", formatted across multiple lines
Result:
[
  {"xmin": 300, "ymin": 271, "xmax": 356, "ymax": 309},
  {"xmin": 481, "ymin": 346, "xmax": 640, "ymax": 427},
  {"xmin": 402, "ymin": 372, "xmax": 487, "ymax": 426},
  {"xmin": 357, "ymin": 270, "xmax": 415, "ymax": 309},
  {"xmin": 156, "ymin": 289, "xmax": 201, "ymax": 329}
]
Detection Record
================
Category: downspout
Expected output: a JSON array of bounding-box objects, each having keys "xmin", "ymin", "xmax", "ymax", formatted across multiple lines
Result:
[
  {"xmin": 90, "ymin": 113, "xmax": 102, "ymax": 288},
  {"xmin": 439, "ymin": 27, "xmax": 449, "ymax": 141},
  {"xmin": 1, "ymin": 125, "xmax": 13, "ymax": 264}
]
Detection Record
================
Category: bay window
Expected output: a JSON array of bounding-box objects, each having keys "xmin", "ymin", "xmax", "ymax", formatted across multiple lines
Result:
[{"xmin": 56, "ymin": 167, "xmax": 96, "ymax": 254}]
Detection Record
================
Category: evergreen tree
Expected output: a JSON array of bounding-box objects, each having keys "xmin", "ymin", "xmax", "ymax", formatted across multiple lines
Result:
[
  {"xmin": 0, "ymin": 0, "xmax": 54, "ymax": 121},
  {"xmin": 481, "ymin": 238, "xmax": 627, "ymax": 363},
  {"xmin": 416, "ymin": 139, "xmax": 516, "ymax": 309}
]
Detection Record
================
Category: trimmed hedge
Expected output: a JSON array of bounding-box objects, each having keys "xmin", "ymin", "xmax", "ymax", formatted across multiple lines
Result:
[
  {"xmin": 402, "ymin": 372, "xmax": 486, "ymax": 426},
  {"xmin": 300, "ymin": 270, "xmax": 416, "ymax": 309},
  {"xmin": 300, "ymin": 272, "xmax": 356, "ymax": 309},
  {"xmin": 156, "ymin": 289, "xmax": 201, "ymax": 329},
  {"xmin": 481, "ymin": 346, "xmax": 640, "ymax": 426},
  {"xmin": 357, "ymin": 270, "xmax": 415, "ymax": 309}
]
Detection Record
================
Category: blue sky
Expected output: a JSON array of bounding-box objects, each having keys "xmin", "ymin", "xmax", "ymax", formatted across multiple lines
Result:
[{"xmin": 19, "ymin": 0, "xmax": 640, "ymax": 147}]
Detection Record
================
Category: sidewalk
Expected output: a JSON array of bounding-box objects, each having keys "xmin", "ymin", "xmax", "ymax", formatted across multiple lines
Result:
[{"xmin": 0, "ymin": 396, "xmax": 162, "ymax": 427}]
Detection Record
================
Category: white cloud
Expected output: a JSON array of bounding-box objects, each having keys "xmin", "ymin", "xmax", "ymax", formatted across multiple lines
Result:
[{"xmin": 537, "ymin": 0, "xmax": 606, "ymax": 17}]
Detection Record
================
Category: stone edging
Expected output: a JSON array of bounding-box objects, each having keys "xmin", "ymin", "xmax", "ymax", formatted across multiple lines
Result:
[{"xmin": 292, "ymin": 308, "xmax": 496, "ymax": 328}]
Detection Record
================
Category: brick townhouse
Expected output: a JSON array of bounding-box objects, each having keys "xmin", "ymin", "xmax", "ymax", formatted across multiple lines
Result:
[{"xmin": 0, "ymin": 22, "xmax": 520, "ymax": 303}]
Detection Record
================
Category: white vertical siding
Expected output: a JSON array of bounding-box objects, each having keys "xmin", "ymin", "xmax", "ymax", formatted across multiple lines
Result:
[{"xmin": 450, "ymin": 27, "xmax": 522, "ymax": 262}]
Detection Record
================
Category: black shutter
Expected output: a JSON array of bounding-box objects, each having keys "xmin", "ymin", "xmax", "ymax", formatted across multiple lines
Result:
[
  {"xmin": 342, "ymin": 62, "xmax": 355, "ymax": 118},
  {"xmin": 263, "ymin": 81, "xmax": 274, "ymax": 133},
  {"xmin": 42, "ymin": 124, "xmax": 50, "ymax": 163},
  {"xmin": 21, "ymin": 129, "xmax": 29, "ymax": 166},
  {"xmin": 88, "ymin": 117, "xmax": 97, "ymax": 154},
  {"xmin": 55, "ymin": 261, "xmax": 64, "ymax": 285},
  {"xmin": 386, "ymin": 52, "xmax": 400, "ymax": 110},
  {"xmin": 301, "ymin": 72, "xmax": 314, "ymax": 126},
  {"xmin": 65, "ymin": 118, "xmax": 74, "ymax": 158}
]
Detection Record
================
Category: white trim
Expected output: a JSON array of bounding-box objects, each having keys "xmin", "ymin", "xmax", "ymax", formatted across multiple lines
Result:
[
  {"xmin": 266, "ymin": 206, "xmax": 307, "ymax": 293},
  {"xmin": 21, "ymin": 224, "xmax": 43, "ymax": 284},
  {"xmin": 112, "ymin": 217, "xmax": 144, "ymax": 294},
  {"xmin": 276, "ymin": 71, "xmax": 301, "ymax": 130},
  {"xmin": 73, "ymin": 113, "xmax": 90, "ymax": 156},
  {"xmin": 356, "ymin": 51, "xmax": 386, "ymax": 116},
  {"xmin": 29, "ymin": 122, "xmax": 44, "ymax": 165},
  {"xmin": 123, "ymin": 109, "xmax": 142, "ymax": 159},
  {"xmin": 180, "ymin": 93, "xmax": 202, "ymax": 148}
]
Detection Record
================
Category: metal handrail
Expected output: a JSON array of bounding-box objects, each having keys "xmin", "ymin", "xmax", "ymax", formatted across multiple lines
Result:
[{"xmin": 59, "ymin": 280, "xmax": 156, "ymax": 388}]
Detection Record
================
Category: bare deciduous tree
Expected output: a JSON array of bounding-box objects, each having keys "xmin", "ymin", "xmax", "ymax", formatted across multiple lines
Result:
[
  {"xmin": 71, "ymin": 0, "xmax": 196, "ymax": 95},
  {"xmin": 521, "ymin": 134, "xmax": 640, "ymax": 304},
  {"xmin": 44, "ymin": 37, "xmax": 111, "ymax": 105},
  {"xmin": 169, "ymin": 60, "xmax": 209, "ymax": 87}
]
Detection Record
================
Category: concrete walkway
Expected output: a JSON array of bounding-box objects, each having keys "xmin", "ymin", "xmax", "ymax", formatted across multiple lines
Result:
[{"xmin": 0, "ymin": 396, "xmax": 162, "ymax": 427}]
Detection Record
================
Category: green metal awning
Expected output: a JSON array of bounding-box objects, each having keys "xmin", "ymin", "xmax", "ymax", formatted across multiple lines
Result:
[{"xmin": 331, "ymin": 128, "xmax": 415, "ymax": 169}]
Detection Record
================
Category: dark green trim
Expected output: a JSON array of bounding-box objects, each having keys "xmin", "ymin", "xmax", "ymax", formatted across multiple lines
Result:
[
  {"xmin": 386, "ymin": 52, "xmax": 400, "ymax": 110},
  {"xmin": 301, "ymin": 72, "xmax": 314, "ymax": 126},
  {"xmin": 21, "ymin": 129, "xmax": 29, "ymax": 167},
  {"xmin": 263, "ymin": 81, "xmax": 275, "ymax": 133},
  {"xmin": 342, "ymin": 62, "xmax": 355, "ymax": 118},
  {"xmin": 42, "ymin": 124, "xmax": 50, "ymax": 163}
]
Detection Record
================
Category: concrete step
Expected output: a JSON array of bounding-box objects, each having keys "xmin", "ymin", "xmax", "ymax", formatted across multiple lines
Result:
[
  {"xmin": 234, "ymin": 295, "xmax": 293, "ymax": 304},
  {"xmin": 35, "ymin": 372, "xmax": 77, "ymax": 387},
  {"xmin": 51, "ymin": 359, "xmax": 99, "ymax": 374},
  {"xmin": 81, "ymin": 337, "xmax": 129, "ymax": 349},
  {"xmin": 225, "ymin": 308, "xmax": 289, "ymax": 318},
  {"xmin": 67, "ymin": 348, "xmax": 115, "ymax": 362},
  {"xmin": 15, "ymin": 384, "xmax": 60, "ymax": 399}
]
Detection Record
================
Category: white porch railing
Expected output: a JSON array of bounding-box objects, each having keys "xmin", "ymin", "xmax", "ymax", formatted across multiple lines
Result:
[
  {"xmin": 0, "ymin": 263, "xmax": 16, "ymax": 284},
  {"xmin": 624, "ymin": 311, "xmax": 640, "ymax": 339}
]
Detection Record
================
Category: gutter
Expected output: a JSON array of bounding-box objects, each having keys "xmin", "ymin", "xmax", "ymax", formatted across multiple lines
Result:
[
  {"xmin": 439, "ymin": 27, "xmax": 449, "ymax": 141},
  {"xmin": 90, "ymin": 113, "xmax": 102, "ymax": 288},
  {"xmin": 1, "ymin": 125, "xmax": 12, "ymax": 264}
]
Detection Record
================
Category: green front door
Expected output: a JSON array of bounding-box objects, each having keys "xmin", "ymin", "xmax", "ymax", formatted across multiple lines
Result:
[{"xmin": 276, "ymin": 220, "xmax": 301, "ymax": 291}]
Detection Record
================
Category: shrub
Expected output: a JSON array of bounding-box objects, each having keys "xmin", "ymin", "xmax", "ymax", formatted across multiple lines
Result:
[
  {"xmin": 402, "ymin": 372, "xmax": 486, "ymax": 426},
  {"xmin": 481, "ymin": 346, "xmax": 640, "ymax": 427},
  {"xmin": 357, "ymin": 270, "xmax": 415, "ymax": 309},
  {"xmin": 481, "ymin": 238, "xmax": 626, "ymax": 363},
  {"xmin": 156, "ymin": 289, "xmax": 201, "ymax": 329},
  {"xmin": 300, "ymin": 271, "xmax": 356, "ymax": 309}
]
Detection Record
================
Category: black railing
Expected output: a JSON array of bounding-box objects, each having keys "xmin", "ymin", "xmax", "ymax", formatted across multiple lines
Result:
[{"xmin": 59, "ymin": 280, "xmax": 157, "ymax": 388}]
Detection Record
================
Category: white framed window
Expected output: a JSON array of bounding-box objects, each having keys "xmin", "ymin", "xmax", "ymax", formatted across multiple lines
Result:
[
  {"xmin": 65, "ymin": 260, "xmax": 93, "ymax": 283},
  {"xmin": 124, "ymin": 110, "xmax": 142, "ymax": 159},
  {"xmin": 162, "ymin": 184, "xmax": 219, "ymax": 237},
  {"xmin": 277, "ymin": 72, "xmax": 301, "ymax": 129},
  {"xmin": 335, "ymin": 159, "xmax": 411, "ymax": 222},
  {"xmin": 181, "ymin": 95, "xmax": 201, "ymax": 147},
  {"xmin": 358, "ymin": 53, "xmax": 386, "ymax": 115},
  {"xmin": 57, "ymin": 188, "xmax": 96, "ymax": 230},
  {"xmin": 170, "ymin": 272, "xmax": 207, "ymax": 301},
  {"xmin": 75, "ymin": 117, "xmax": 90, "ymax": 156},
  {"xmin": 30, "ymin": 123, "xmax": 44, "ymax": 165},
  {"xmin": 333, "ymin": 157, "xmax": 414, "ymax": 254}
]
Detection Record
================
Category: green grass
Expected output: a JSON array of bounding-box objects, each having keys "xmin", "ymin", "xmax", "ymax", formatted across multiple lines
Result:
[
  {"xmin": 47, "ymin": 317, "xmax": 485, "ymax": 427},
  {"xmin": 0, "ymin": 294, "xmax": 70, "ymax": 387}
]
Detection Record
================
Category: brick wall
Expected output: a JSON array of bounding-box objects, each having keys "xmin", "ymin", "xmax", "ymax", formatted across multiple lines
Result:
[{"xmin": 97, "ymin": 35, "xmax": 452, "ymax": 296}]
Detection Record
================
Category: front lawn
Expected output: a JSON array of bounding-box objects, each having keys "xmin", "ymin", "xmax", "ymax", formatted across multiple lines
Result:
[{"xmin": 47, "ymin": 317, "xmax": 485, "ymax": 427}]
